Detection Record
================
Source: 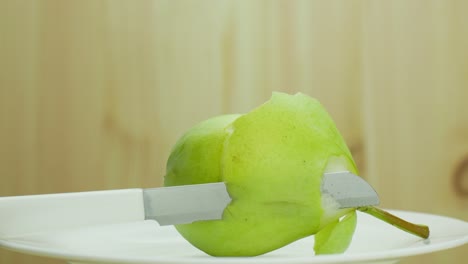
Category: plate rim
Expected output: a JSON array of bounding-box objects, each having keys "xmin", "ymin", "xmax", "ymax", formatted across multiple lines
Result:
[{"xmin": 1, "ymin": 209, "xmax": 467, "ymax": 264}]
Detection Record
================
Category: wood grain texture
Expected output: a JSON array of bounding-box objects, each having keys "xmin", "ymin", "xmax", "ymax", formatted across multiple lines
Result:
[
  {"xmin": 0, "ymin": 1, "xmax": 466, "ymax": 263},
  {"xmin": 362, "ymin": 1, "xmax": 468, "ymax": 263}
]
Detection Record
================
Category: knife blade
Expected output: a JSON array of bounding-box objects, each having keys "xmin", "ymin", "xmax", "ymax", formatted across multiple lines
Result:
[
  {"xmin": 145, "ymin": 171, "xmax": 379, "ymax": 225},
  {"xmin": 143, "ymin": 182, "xmax": 232, "ymax": 226},
  {"xmin": 321, "ymin": 171, "xmax": 380, "ymax": 208}
]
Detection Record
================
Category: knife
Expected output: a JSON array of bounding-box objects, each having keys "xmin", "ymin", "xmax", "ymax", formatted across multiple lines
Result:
[{"xmin": 145, "ymin": 171, "xmax": 379, "ymax": 225}]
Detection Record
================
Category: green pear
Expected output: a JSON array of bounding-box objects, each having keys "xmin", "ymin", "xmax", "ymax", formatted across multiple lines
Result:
[{"xmin": 164, "ymin": 92, "xmax": 428, "ymax": 256}]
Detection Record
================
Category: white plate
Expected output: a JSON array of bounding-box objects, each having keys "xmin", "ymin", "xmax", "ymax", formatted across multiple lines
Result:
[{"xmin": 0, "ymin": 189, "xmax": 467, "ymax": 264}]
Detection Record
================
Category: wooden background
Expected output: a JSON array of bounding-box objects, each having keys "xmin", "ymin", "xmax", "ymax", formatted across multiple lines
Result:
[{"xmin": 1, "ymin": 1, "xmax": 467, "ymax": 263}]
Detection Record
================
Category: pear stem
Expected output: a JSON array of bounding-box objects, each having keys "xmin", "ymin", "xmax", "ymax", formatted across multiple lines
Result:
[{"xmin": 358, "ymin": 206, "xmax": 430, "ymax": 239}]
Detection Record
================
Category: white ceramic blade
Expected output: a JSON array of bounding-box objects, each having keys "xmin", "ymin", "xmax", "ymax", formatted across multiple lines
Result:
[
  {"xmin": 321, "ymin": 171, "xmax": 380, "ymax": 208},
  {"xmin": 143, "ymin": 182, "xmax": 231, "ymax": 226}
]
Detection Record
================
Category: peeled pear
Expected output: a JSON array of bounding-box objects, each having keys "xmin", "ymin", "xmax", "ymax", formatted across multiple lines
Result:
[{"xmin": 164, "ymin": 92, "xmax": 429, "ymax": 256}]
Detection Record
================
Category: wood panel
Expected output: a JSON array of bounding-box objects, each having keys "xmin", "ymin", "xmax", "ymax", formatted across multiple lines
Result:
[
  {"xmin": 0, "ymin": 1, "xmax": 466, "ymax": 263},
  {"xmin": 362, "ymin": 1, "xmax": 468, "ymax": 263}
]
